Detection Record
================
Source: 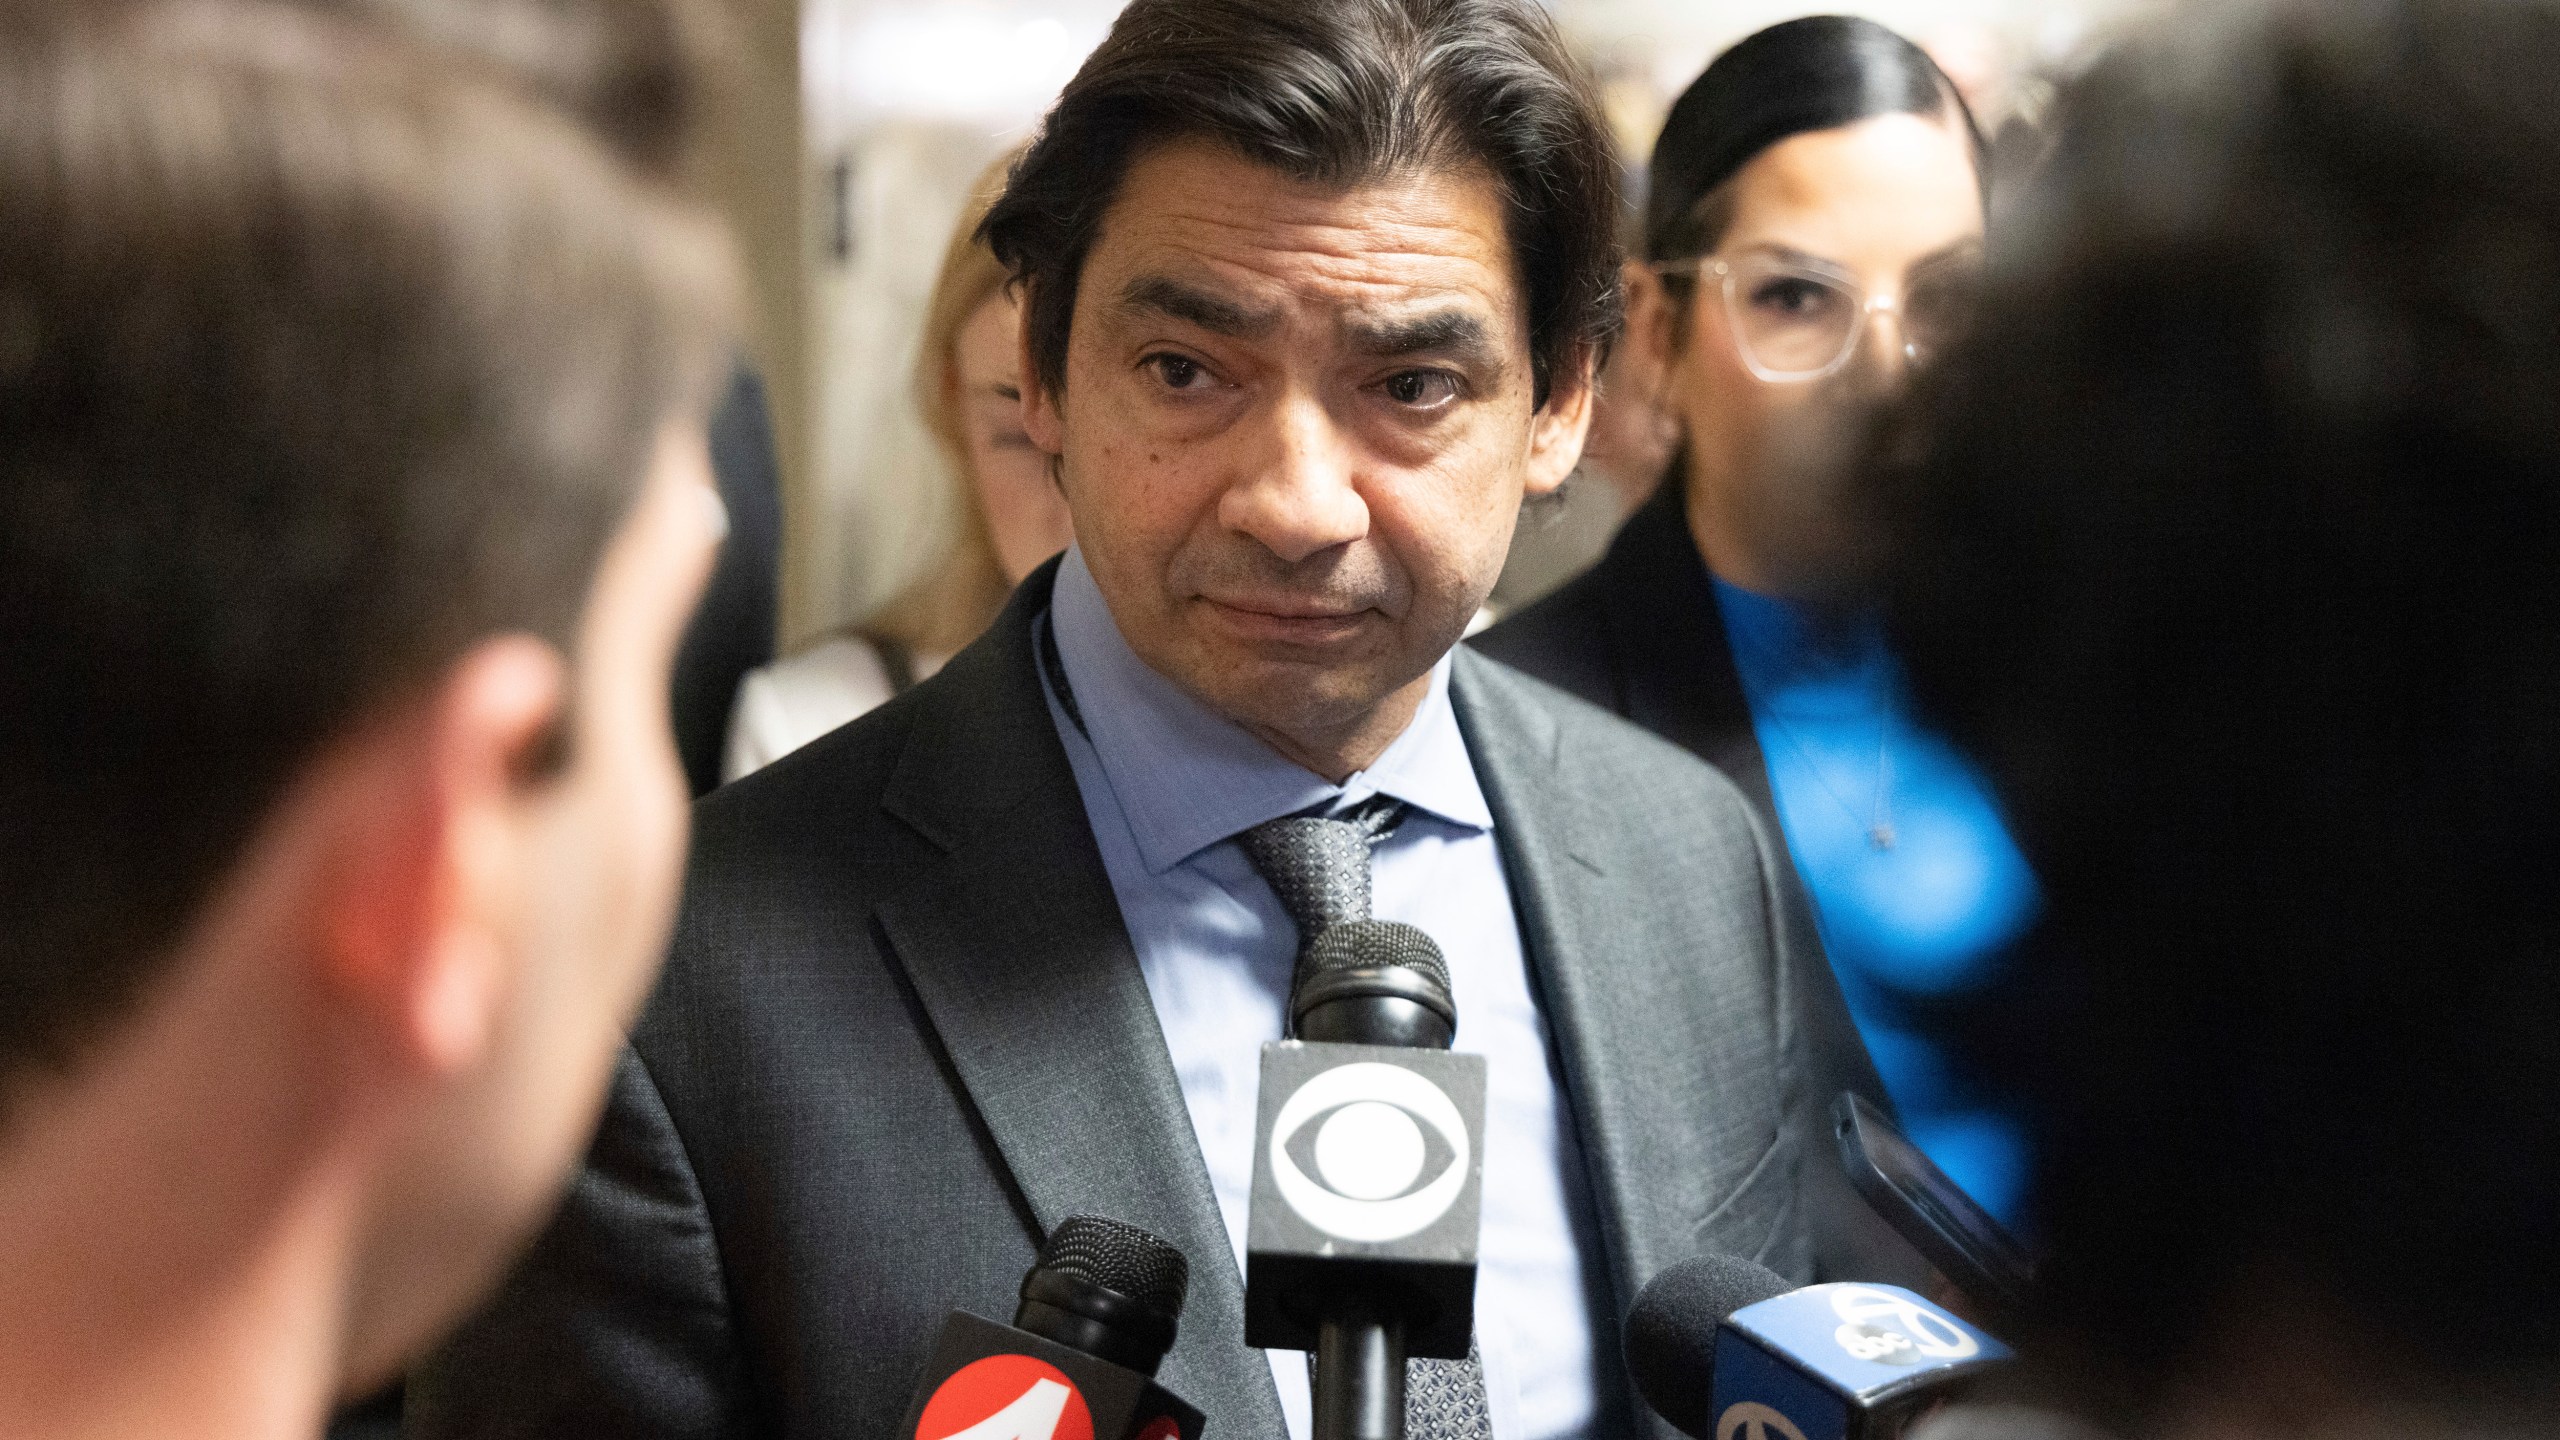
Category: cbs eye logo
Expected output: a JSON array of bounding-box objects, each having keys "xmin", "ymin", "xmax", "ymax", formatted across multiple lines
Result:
[{"xmin": 1269, "ymin": 1061, "xmax": 1471, "ymax": 1242}]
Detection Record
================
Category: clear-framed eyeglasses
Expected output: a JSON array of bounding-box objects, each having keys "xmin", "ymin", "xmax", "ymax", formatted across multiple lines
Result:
[{"xmin": 1653, "ymin": 250, "xmax": 1980, "ymax": 383}]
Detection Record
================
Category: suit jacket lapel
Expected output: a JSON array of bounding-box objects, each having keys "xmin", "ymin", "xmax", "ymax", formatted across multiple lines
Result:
[
  {"xmin": 1449, "ymin": 650, "xmax": 1778, "ymax": 1324},
  {"xmin": 870, "ymin": 562, "xmax": 1286, "ymax": 1431}
]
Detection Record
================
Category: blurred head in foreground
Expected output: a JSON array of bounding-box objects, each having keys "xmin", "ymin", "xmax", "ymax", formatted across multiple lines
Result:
[
  {"xmin": 1881, "ymin": 0, "xmax": 2560, "ymax": 1425},
  {"xmin": 306, "ymin": 0, "xmax": 732, "ymax": 186},
  {"xmin": 0, "ymin": 2, "xmax": 734, "ymax": 1430}
]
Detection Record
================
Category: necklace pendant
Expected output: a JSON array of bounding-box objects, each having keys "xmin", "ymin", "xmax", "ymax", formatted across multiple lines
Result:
[{"xmin": 1868, "ymin": 824, "xmax": 1897, "ymax": 851}]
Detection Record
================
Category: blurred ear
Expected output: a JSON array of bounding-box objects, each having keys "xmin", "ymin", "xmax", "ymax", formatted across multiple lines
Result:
[
  {"xmin": 1525, "ymin": 344, "xmax": 1598, "ymax": 498},
  {"xmin": 1016, "ymin": 281, "xmax": 1065, "ymax": 459},
  {"xmin": 317, "ymin": 636, "xmax": 566, "ymax": 1078},
  {"xmin": 1622, "ymin": 259, "xmax": 1681, "ymax": 378}
]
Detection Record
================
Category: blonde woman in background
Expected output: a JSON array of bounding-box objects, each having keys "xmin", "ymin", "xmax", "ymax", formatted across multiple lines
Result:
[{"xmin": 723, "ymin": 147, "xmax": 1069, "ymax": 780}]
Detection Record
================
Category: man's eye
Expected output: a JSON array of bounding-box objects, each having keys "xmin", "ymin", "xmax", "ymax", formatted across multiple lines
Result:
[
  {"xmin": 1380, "ymin": 370, "xmax": 1461, "ymax": 409},
  {"xmin": 1145, "ymin": 353, "xmax": 1212, "ymax": 391}
]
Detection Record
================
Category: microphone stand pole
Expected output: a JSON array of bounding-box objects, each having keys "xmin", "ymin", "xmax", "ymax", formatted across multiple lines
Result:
[{"xmin": 1312, "ymin": 1297, "xmax": 1405, "ymax": 1440}]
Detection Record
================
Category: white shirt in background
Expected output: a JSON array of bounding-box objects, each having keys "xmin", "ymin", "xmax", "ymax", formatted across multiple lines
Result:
[{"xmin": 720, "ymin": 634, "xmax": 948, "ymax": 782}]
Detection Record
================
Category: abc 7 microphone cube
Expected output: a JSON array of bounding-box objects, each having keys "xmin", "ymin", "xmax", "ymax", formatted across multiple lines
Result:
[
  {"xmin": 1243, "ymin": 1041, "xmax": 1488, "ymax": 1358},
  {"xmin": 1713, "ymin": 1284, "xmax": 2012, "ymax": 1440},
  {"xmin": 902, "ymin": 1312, "xmax": 1204, "ymax": 1440}
]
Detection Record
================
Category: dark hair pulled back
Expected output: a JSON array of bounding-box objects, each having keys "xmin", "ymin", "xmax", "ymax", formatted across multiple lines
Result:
[{"xmin": 1645, "ymin": 15, "xmax": 1984, "ymax": 265}]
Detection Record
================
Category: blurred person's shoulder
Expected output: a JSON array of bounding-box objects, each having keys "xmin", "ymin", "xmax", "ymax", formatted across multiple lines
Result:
[
  {"xmin": 1475, "ymin": 482, "xmax": 1697, "ymax": 716},
  {"xmin": 1471, "ymin": 553, "xmax": 1622, "ymax": 710}
]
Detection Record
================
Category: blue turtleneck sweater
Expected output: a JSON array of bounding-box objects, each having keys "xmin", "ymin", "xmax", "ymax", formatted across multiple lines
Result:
[{"xmin": 1713, "ymin": 577, "xmax": 2039, "ymax": 1224}]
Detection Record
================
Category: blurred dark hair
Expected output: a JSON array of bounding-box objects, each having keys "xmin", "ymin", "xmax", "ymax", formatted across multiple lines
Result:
[
  {"xmin": 309, "ymin": 0, "xmax": 732, "ymax": 184},
  {"xmin": 1877, "ymin": 0, "xmax": 2560, "ymax": 1408},
  {"xmin": 0, "ymin": 2, "xmax": 735, "ymax": 1106},
  {"xmin": 3, "ymin": 0, "xmax": 731, "ymax": 186},
  {"xmin": 979, "ymin": 0, "xmax": 1622, "ymax": 409},
  {"xmin": 1644, "ymin": 15, "xmax": 1984, "ymax": 265}
]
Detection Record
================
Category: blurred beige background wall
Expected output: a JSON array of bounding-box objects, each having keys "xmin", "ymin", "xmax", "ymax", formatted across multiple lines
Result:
[
  {"xmin": 703, "ymin": 0, "xmax": 809, "ymax": 633},
  {"xmin": 789, "ymin": 0, "xmax": 1116, "ymax": 647}
]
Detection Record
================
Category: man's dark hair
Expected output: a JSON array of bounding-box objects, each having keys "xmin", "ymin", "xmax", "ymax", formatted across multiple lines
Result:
[
  {"xmin": 979, "ymin": 0, "xmax": 1621, "ymax": 409},
  {"xmin": 1876, "ymin": 0, "xmax": 2560, "ymax": 1409},
  {"xmin": 0, "ymin": 3, "xmax": 734, "ymax": 1099}
]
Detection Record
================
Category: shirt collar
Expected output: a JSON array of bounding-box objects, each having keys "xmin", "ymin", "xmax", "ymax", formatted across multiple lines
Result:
[{"xmin": 1047, "ymin": 545, "xmax": 1494, "ymax": 876}]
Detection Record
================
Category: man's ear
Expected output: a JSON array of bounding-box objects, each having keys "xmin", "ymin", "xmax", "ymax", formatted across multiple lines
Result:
[
  {"xmin": 317, "ymin": 636, "xmax": 565, "ymax": 1078},
  {"xmin": 1015, "ymin": 281, "xmax": 1066, "ymax": 461},
  {"xmin": 1525, "ymin": 344, "xmax": 1599, "ymax": 498}
]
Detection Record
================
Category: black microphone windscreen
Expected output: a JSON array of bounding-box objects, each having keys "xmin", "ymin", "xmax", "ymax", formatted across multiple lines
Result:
[
  {"xmin": 1302, "ymin": 918, "xmax": 1452, "ymax": 994},
  {"xmin": 1624, "ymin": 1254, "xmax": 1794, "ymax": 1438},
  {"xmin": 1038, "ymin": 1215, "xmax": 1190, "ymax": 1320}
]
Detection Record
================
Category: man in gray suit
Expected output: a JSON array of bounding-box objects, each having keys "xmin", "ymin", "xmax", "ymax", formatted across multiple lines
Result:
[{"xmin": 411, "ymin": 1, "xmax": 1902, "ymax": 1436}]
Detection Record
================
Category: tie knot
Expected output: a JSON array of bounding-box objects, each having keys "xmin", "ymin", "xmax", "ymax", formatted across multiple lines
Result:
[{"xmin": 1236, "ymin": 795, "xmax": 1407, "ymax": 935}]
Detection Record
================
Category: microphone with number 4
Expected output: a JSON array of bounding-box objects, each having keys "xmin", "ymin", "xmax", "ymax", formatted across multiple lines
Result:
[
  {"xmin": 902, "ymin": 1215, "xmax": 1206, "ymax": 1440},
  {"xmin": 1625, "ymin": 1254, "xmax": 2013, "ymax": 1440},
  {"xmin": 1244, "ymin": 919, "xmax": 1488, "ymax": 1440}
]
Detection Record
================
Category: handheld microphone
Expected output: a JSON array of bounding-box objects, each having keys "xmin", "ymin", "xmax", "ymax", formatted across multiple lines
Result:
[
  {"xmin": 1625, "ymin": 1255, "xmax": 2012, "ymax": 1440},
  {"xmin": 902, "ymin": 1215, "xmax": 1206, "ymax": 1440},
  {"xmin": 1244, "ymin": 919, "xmax": 1489, "ymax": 1440}
]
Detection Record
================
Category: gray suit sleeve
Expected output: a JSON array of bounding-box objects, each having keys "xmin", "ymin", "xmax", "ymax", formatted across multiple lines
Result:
[
  {"xmin": 1752, "ymin": 812, "xmax": 1936, "ymax": 1289},
  {"xmin": 405, "ymin": 1046, "xmax": 750, "ymax": 1440}
]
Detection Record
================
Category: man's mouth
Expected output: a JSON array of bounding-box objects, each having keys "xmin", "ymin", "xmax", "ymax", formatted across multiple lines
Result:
[{"xmin": 1196, "ymin": 595, "xmax": 1376, "ymax": 644}]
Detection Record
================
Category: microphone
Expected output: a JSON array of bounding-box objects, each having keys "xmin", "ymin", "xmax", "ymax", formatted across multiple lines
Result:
[
  {"xmin": 1624, "ymin": 1255, "xmax": 2012, "ymax": 1440},
  {"xmin": 1626, "ymin": 1255, "xmax": 1795, "ymax": 1440},
  {"xmin": 1244, "ymin": 919, "xmax": 1489, "ymax": 1440},
  {"xmin": 1291, "ymin": 919, "xmax": 1456, "ymax": 1048},
  {"xmin": 902, "ymin": 1215, "xmax": 1206, "ymax": 1440}
]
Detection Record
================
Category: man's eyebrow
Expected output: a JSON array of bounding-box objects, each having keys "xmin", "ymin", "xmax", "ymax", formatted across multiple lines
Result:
[
  {"xmin": 1344, "ymin": 308, "xmax": 1499, "ymax": 367},
  {"xmin": 1114, "ymin": 275, "xmax": 1280, "ymax": 339}
]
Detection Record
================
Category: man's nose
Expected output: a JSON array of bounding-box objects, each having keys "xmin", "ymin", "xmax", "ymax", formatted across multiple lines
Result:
[{"xmin": 1217, "ymin": 388, "xmax": 1369, "ymax": 564}]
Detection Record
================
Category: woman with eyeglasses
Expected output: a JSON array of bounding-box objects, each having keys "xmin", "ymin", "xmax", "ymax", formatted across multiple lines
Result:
[{"xmin": 1477, "ymin": 15, "xmax": 2038, "ymax": 1224}]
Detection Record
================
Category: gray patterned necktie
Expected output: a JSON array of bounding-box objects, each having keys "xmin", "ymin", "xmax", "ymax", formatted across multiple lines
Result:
[
  {"xmin": 1403, "ymin": 1341, "xmax": 1494, "ymax": 1440},
  {"xmin": 1236, "ymin": 799, "xmax": 1496, "ymax": 1440},
  {"xmin": 1236, "ymin": 794, "xmax": 1406, "ymax": 938}
]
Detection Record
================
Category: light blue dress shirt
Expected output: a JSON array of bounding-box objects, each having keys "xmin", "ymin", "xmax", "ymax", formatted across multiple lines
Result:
[{"xmin": 1038, "ymin": 547, "xmax": 1610, "ymax": 1440}]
